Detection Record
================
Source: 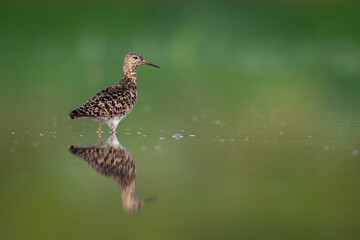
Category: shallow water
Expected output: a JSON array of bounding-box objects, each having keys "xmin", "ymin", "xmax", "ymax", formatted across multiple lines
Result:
[
  {"xmin": 1, "ymin": 102, "xmax": 360, "ymax": 239},
  {"xmin": 1, "ymin": 2, "xmax": 360, "ymax": 240}
]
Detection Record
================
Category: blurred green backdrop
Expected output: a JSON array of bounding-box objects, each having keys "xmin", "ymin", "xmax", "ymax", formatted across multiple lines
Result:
[{"xmin": 1, "ymin": 1, "xmax": 360, "ymax": 240}]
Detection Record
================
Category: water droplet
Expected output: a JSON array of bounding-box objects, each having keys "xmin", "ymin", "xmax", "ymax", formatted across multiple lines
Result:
[
  {"xmin": 159, "ymin": 137, "xmax": 165, "ymax": 140},
  {"xmin": 11, "ymin": 132, "xmax": 15, "ymax": 135},
  {"xmin": 154, "ymin": 145, "xmax": 161, "ymax": 150},
  {"xmin": 137, "ymin": 132, "xmax": 141, "ymax": 134},
  {"xmin": 172, "ymin": 134, "xmax": 183, "ymax": 140},
  {"xmin": 40, "ymin": 133, "xmax": 44, "ymax": 137},
  {"xmin": 279, "ymin": 131, "xmax": 284, "ymax": 135},
  {"xmin": 141, "ymin": 146, "xmax": 147, "ymax": 151},
  {"xmin": 125, "ymin": 132, "xmax": 131, "ymax": 135},
  {"xmin": 308, "ymin": 136, "xmax": 312, "ymax": 139},
  {"xmin": 189, "ymin": 134, "xmax": 195, "ymax": 137},
  {"xmin": 214, "ymin": 120, "xmax": 221, "ymax": 125},
  {"xmin": 244, "ymin": 136, "xmax": 249, "ymax": 141},
  {"xmin": 192, "ymin": 116, "xmax": 198, "ymax": 122},
  {"xmin": 324, "ymin": 145, "xmax": 330, "ymax": 150},
  {"xmin": 80, "ymin": 134, "xmax": 83, "ymax": 137}
]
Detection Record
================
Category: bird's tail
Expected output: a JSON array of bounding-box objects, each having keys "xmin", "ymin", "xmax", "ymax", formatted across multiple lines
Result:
[{"xmin": 69, "ymin": 110, "xmax": 79, "ymax": 119}]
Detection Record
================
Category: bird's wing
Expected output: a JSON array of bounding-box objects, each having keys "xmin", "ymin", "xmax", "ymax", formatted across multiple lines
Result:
[{"xmin": 69, "ymin": 86, "xmax": 136, "ymax": 118}]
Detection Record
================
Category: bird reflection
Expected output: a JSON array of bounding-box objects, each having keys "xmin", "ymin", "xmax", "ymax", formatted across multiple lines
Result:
[{"xmin": 69, "ymin": 134, "xmax": 155, "ymax": 213}]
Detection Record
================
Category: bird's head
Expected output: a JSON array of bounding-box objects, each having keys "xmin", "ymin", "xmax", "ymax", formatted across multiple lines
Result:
[{"xmin": 124, "ymin": 52, "xmax": 160, "ymax": 69}]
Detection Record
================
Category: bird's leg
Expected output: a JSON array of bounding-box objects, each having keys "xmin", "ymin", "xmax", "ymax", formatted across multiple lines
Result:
[
  {"xmin": 98, "ymin": 124, "xmax": 102, "ymax": 137},
  {"xmin": 111, "ymin": 128, "xmax": 115, "ymax": 135}
]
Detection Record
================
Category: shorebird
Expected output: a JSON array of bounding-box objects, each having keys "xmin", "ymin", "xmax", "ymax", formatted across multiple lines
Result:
[
  {"xmin": 69, "ymin": 135, "xmax": 156, "ymax": 213},
  {"xmin": 69, "ymin": 52, "xmax": 159, "ymax": 134}
]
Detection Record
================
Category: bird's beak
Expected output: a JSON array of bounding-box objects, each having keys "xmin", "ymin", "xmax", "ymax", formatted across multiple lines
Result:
[{"xmin": 142, "ymin": 60, "xmax": 160, "ymax": 68}]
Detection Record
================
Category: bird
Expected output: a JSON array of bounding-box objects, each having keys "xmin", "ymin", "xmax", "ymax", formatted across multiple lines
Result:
[
  {"xmin": 69, "ymin": 134, "xmax": 157, "ymax": 213},
  {"xmin": 69, "ymin": 52, "xmax": 160, "ymax": 135}
]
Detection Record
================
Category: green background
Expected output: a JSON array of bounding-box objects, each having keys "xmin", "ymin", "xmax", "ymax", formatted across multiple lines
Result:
[{"xmin": 1, "ymin": 1, "xmax": 360, "ymax": 239}]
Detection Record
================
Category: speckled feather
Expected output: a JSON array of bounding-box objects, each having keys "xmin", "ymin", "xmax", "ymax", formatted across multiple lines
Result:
[{"xmin": 69, "ymin": 77, "xmax": 137, "ymax": 119}]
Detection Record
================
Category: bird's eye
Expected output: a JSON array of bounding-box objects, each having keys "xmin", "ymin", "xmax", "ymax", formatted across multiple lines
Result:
[{"xmin": 133, "ymin": 56, "xmax": 138, "ymax": 59}]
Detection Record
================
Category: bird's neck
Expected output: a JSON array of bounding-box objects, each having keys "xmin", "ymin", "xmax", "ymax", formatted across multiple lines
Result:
[
  {"xmin": 123, "ymin": 64, "xmax": 137, "ymax": 79},
  {"xmin": 120, "ymin": 65, "xmax": 137, "ymax": 90}
]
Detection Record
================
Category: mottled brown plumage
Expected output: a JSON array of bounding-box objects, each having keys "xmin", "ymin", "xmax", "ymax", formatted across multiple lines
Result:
[
  {"xmin": 69, "ymin": 52, "xmax": 159, "ymax": 133},
  {"xmin": 69, "ymin": 135, "xmax": 156, "ymax": 213}
]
